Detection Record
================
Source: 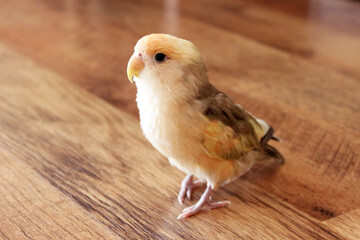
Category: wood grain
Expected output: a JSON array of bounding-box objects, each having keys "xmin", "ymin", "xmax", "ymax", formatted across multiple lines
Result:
[
  {"xmin": 0, "ymin": 42, "xmax": 348, "ymax": 239},
  {"xmin": 0, "ymin": 0, "xmax": 359, "ymax": 238},
  {"xmin": 0, "ymin": 152, "xmax": 120, "ymax": 240},
  {"xmin": 323, "ymin": 209, "xmax": 360, "ymax": 240},
  {"xmin": 177, "ymin": 0, "xmax": 360, "ymax": 79}
]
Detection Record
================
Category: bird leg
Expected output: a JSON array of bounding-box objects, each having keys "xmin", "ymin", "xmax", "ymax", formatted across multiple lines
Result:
[
  {"xmin": 178, "ymin": 174, "xmax": 205, "ymax": 204},
  {"xmin": 177, "ymin": 184, "xmax": 231, "ymax": 219}
]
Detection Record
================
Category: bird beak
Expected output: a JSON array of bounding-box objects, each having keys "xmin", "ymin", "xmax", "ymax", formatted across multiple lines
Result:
[{"xmin": 127, "ymin": 53, "xmax": 144, "ymax": 83}]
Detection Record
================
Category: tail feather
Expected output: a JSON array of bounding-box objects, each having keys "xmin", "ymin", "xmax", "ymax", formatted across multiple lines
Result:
[
  {"xmin": 260, "ymin": 127, "xmax": 274, "ymax": 144},
  {"xmin": 260, "ymin": 126, "xmax": 282, "ymax": 144},
  {"xmin": 261, "ymin": 144, "xmax": 285, "ymax": 164},
  {"xmin": 271, "ymin": 134, "xmax": 282, "ymax": 142},
  {"xmin": 257, "ymin": 124, "xmax": 285, "ymax": 163}
]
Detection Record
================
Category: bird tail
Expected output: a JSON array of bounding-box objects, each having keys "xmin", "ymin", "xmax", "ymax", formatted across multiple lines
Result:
[
  {"xmin": 256, "ymin": 124, "xmax": 285, "ymax": 163},
  {"xmin": 271, "ymin": 134, "xmax": 282, "ymax": 142},
  {"xmin": 260, "ymin": 126, "xmax": 282, "ymax": 144},
  {"xmin": 259, "ymin": 144, "xmax": 285, "ymax": 164}
]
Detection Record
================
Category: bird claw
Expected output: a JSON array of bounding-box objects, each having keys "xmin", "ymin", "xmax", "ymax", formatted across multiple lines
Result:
[
  {"xmin": 178, "ymin": 175, "xmax": 205, "ymax": 204},
  {"xmin": 186, "ymin": 188, "xmax": 192, "ymax": 200},
  {"xmin": 178, "ymin": 200, "xmax": 231, "ymax": 219},
  {"xmin": 178, "ymin": 184, "xmax": 231, "ymax": 219}
]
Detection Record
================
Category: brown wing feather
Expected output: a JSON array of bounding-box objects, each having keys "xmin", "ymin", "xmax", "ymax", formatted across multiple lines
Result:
[{"xmin": 200, "ymin": 89, "xmax": 261, "ymax": 160}]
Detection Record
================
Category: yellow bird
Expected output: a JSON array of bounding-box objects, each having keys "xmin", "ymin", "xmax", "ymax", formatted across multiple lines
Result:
[{"xmin": 127, "ymin": 34, "xmax": 284, "ymax": 219}]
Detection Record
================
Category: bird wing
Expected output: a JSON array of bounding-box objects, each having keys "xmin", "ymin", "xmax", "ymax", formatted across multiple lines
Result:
[{"xmin": 201, "ymin": 92, "xmax": 264, "ymax": 160}]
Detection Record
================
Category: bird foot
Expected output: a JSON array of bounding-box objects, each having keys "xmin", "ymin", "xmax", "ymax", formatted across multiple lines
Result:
[
  {"xmin": 178, "ymin": 174, "xmax": 205, "ymax": 205},
  {"xmin": 177, "ymin": 185, "xmax": 231, "ymax": 219}
]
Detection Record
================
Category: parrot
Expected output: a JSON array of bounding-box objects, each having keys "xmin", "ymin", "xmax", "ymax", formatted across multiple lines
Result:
[{"xmin": 127, "ymin": 33, "xmax": 284, "ymax": 219}]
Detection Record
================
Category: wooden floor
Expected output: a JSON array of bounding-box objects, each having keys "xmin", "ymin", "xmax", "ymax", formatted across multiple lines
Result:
[{"xmin": 0, "ymin": 0, "xmax": 359, "ymax": 239}]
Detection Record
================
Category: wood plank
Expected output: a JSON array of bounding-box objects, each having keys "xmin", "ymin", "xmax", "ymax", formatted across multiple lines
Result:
[
  {"xmin": 322, "ymin": 209, "xmax": 360, "ymax": 240},
  {"xmin": 0, "ymin": 42, "xmax": 348, "ymax": 239},
  {"xmin": 0, "ymin": 0, "xmax": 140, "ymax": 115},
  {"xmin": 177, "ymin": 0, "xmax": 360, "ymax": 79},
  {"xmin": 0, "ymin": 0, "xmax": 359, "ymax": 221},
  {"xmin": 0, "ymin": 150, "xmax": 121, "ymax": 240}
]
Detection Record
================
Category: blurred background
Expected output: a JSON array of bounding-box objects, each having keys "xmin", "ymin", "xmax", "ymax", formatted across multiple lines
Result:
[{"xmin": 1, "ymin": 0, "xmax": 359, "ymax": 117}]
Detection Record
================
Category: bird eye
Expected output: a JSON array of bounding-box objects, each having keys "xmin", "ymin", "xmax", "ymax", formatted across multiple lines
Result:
[{"xmin": 154, "ymin": 53, "xmax": 167, "ymax": 63}]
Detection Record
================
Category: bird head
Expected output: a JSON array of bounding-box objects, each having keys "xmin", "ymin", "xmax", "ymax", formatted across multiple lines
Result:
[{"xmin": 127, "ymin": 34, "xmax": 208, "ymax": 97}]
